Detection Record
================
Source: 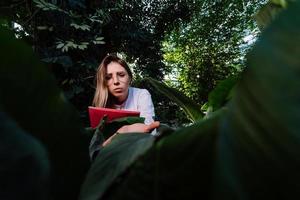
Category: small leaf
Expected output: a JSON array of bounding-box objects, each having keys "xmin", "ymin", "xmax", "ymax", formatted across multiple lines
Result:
[
  {"xmin": 61, "ymin": 79, "xmax": 68, "ymax": 85},
  {"xmin": 36, "ymin": 26, "xmax": 48, "ymax": 30},
  {"xmin": 95, "ymin": 37, "xmax": 104, "ymax": 40},
  {"xmin": 62, "ymin": 46, "xmax": 68, "ymax": 52},
  {"xmin": 207, "ymin": 75, "xmax": 239, "ymax": 111},
  {"xmin": 56, "ymin": 43, "xmax": 64, "ymax": 49}
]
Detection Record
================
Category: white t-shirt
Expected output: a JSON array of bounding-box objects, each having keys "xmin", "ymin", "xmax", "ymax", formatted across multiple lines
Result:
[
  {"xmin": 89, "ymin": 87, "xmax": 156, "ymax": 160},
  {"xmin": 122, "ymin": 87, "xmax": 155, "ymax": 125}
]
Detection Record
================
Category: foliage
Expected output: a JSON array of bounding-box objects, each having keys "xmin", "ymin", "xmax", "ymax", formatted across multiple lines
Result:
[
  {"xmin": 0, "ymin": 111, "xmax": 49, "ymax": 200},
  {"xmin": 206, "ymin": 75, "xmax": 240, "ymax": 113},
  {"xmin": 162, "ymin": 0, "xmax": 267, "ymax": 105},
  {"xmin": 0, "ymin": 28, "xmax": 90, "ymax": 199},
  {"xmin": 146, "ymin": 74, "xmax": 239, "ymax": 123},
  {"xmin": 0, "ymin": 1, "xmax": 268, "ymax": 127},
  {"xmin": 101, "ymin": 116, "xmax": 146, "ymax": 139},
  {"xmin": 254, "ymin": 0, "xmax": 291, "ymax": 30},
  {"xmin": 81, "ymin": 2, "xmax": 300, "ymax": 199},
  {"xmin": 146, "ymin": 77, "xmax": 203, "ymax": 122},
  {"xmin": 0, "ymin": 0, "xmax": 200, "ymax": 126},
  {"xmin": 2, "ymin": 1, "xmax": 300, "ymax": 199},
  {"xmin": 80, "ymin": 133, "xmax": 155, "ymax": 200}
]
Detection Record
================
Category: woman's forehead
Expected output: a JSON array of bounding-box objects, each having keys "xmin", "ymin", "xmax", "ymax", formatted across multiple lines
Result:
[{"xmin": 106, "ymin": 62, "xmax": 127, "ymax": 73}]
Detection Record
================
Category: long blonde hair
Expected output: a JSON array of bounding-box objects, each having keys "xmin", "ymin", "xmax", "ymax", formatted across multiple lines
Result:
[{"xmin": 92, "ymin": 54, "xmax": 132, "ymax": 108}]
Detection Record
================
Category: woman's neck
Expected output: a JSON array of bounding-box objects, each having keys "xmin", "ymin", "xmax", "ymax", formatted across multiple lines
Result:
[{"xmin": 112, "ymin": 91, "xmax": 129, "ymax": 106}]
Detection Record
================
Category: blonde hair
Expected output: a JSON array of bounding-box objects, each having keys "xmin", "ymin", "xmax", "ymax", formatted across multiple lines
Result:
[{"xmin": 92, "ymin": 54, "xmax": 132, "ymax": 108}]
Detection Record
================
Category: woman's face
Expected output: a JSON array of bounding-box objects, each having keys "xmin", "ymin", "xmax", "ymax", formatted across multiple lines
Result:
[{"xmin": 105, "ymin": 62, "xmax": 131, "ymax": 103}]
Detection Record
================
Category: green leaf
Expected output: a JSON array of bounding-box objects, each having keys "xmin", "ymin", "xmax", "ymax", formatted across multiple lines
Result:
[
  {"xmin": 41, "ymin": 55, "xmax": 73, "ymax": 68},
  {"xmin": 98, "ymin": 109, "xmax": 225, "ymax": 200},
  {"xmin": 214, "ymin": 2, "xmax": 300, "ymax": 199},
  {"xmin": 254, "ymin": 0, "xmax": 287, "ymax": 30},
  {"xmin": 92, "ymin": 37, "xmax": 105, "ymax": 45},
  {"xmin": 0, "ymin": 28, "xmax": 90, "ymax": 199},
  {"xmin": 93, "ymin": 40, "xmax": 105, "ymax": 44},
  {"xmin": 102, "ymin": 116, "xmax": 145, "ymax": 140},
  {"xmin": 56, "ymin": 43, "xmax": 64, "ymax": 49},
  {"xmin": 147, "ymin": 77, "xmax": 203, "ymax": 122},
  {"xmin": 272, "ymin": 0, "xmax": 288, "ymax": 7},
  {"xmin": 207, "ymin": 75, "xmax": 239, "ymax": 112},
  {"xmin": 36, "ymin": 26, "xmax": 48, "ymax": 30},
  {"xmin": 78, "ymin": 44, "xmax": 88, "ymax": 50},
  {"xmin": 0, "ymin": 111, "xmax": 50, "ymax": 200},
  {"xmin": 62, "ymin": 45, "xmax": 69, "ymax": 52},
  {"xmin": 70, "ymin": 23, "xmax": 91, "ymax": 31},
  {"xmin": 79, "ymin": 133, "xmax": 155, "ymax": 200},
  {"xmin": 95, "ymin": 36, "xmax": 104, "ymax": 40},
  {"xmin": 33, "ymin": 0, "xmax": 61, "ymax": 11}
]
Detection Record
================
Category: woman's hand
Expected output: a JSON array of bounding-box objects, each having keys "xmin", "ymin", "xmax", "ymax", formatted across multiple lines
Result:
[
  {"xmin": 117, "ymin": 121, "xmax": 160, "ymax": 133},
  {"xmin": 102, "ymin": 121, "xmax": 160, "ymax": 147}
]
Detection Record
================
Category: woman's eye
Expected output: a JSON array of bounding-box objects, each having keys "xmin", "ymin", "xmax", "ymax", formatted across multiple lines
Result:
[{"xmin": 105, "ymin": 76, "xmax": 111, "ymax": 80}]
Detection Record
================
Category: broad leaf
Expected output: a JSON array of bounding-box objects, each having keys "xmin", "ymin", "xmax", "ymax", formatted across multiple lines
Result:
[
  {"xmin": 214, "ymin": 2, "xmax": 300, "ymax": 199},
  {"xmin": 0, "ymin": 28, "xmax": 90, "ymax": 199},
  {"xmin": 254, "ymin": 0, "xmax": 287, "ymax": 30},
  {"xmin": 88, "ymin": 116, "xmax": 146, "ymax": 160},
  {"xmin": 147, "ymin": 77, "xmax": 203, "ymax": 122},
  {"xmin": 102, "ymin": 117, "xmax": 145, "ymax": 139},
  {"xmin": 0, "ymin": 111, "xmax": 49, "ymax": 200},
  {"xmin": 207, "ymin": 75, "xmax": 239, "ymax": 112},
  {"xmin": 80, "ymin": 133, "xmax": 155, "ymax": 200},
  {"xmin": 97, "ymin": 109, "xmax": 225, "ymax": 200},
  {"xmin": 89, "ymin": 116, "xmax": 145, "ymax": 144}
]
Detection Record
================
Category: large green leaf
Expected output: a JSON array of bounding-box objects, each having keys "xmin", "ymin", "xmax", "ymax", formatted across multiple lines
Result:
[
  {"xmin": 0, "ymin": 28, "xmax": 90, "ymax": 199},
  {"xmin": 79, "ymin": 133, "xmax": 155, "ymax": 200},
  {"xmin": 102, "ymin": 117, "xmax": 145, "ymax": 139},
  {"xmin": 96, "ymin": 109, "xmax": 225, "ymax": 200},
  {"xmin": 214, "ymin": 2, "xmax": 300, "ymax": 199},
  {"xmin": 0, "ymin": 110, "xmax": 49, "ymax": 200},
  {"xmin": 147, "ymin": 77, "xmax": 203, "ymax": 122}
]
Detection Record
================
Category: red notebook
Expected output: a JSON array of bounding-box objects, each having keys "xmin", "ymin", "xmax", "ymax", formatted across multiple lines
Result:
[{"xmin": 88, "ymin": 106, "xmax": 140, "ymax": 128}]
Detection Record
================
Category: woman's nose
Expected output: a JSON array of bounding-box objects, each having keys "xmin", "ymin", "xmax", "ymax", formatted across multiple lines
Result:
[{"xmin": 113, "ymin": 76, "xmax": 120, "ymax": 85}]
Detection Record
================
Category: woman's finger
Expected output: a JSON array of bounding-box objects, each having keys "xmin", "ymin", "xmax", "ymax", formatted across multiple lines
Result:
[{"xmin": 147, "ymin": 121, "xmax": 160, "ymax": 131}]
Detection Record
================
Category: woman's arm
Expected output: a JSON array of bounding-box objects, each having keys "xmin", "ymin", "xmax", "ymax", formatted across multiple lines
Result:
[{"xmin": 102, "ymin": 121, "xmax": 160, "ymax": 147}]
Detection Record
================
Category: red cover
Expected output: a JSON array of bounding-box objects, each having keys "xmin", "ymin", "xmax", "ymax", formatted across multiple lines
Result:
[{"xmin": 88, "ymin": 106, "xmax": 140, "ymax": 128}]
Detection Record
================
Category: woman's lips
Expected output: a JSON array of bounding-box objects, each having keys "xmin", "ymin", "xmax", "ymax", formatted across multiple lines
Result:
[{"xmin": 114, "ymin": 88, "xmax": 123, "ymax": 92}]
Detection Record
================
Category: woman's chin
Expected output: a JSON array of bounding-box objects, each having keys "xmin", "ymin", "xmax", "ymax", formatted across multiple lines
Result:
[{"xmin": 113, "ymin": 93, "xmax": 127, "ymax": 101}]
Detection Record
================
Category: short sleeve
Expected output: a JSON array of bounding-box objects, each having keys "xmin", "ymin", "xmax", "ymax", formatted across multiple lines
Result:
[{"xmin": 137, "ymin": 89, "xmax": 155, "ymax": 125}]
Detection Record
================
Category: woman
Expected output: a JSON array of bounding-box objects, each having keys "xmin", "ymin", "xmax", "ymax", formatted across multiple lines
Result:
[{"xmin": 89, "ymin": 54, "xmax": 159, "ymax": 159}]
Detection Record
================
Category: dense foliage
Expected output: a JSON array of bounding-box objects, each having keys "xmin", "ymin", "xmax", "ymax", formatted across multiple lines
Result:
[
  {"xmin": 0, "ymin": 0, "xmax": 198, "ymax": 126},
  {"xmin": 1, "ymin": 0, "xmax": 300, "ymax": 200},
  {"xmin": 162, "ymin": 0, "xmax": 267, "ymax": 104},
  {"xmin": 81, "ymin": 2, "xmax": 300, "ymax": 199},
  {"xmin": 0, "ymin": 0, "xmax": 269, "ymax": 126}
]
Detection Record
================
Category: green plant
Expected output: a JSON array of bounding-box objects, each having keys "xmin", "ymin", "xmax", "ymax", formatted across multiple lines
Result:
[
  {"xmin": 162, "ymin": 0, "xmax": 266, "ymax": 105},
  {"xmin": 0, "ymin": 27, "xmax": 90, "ymax": 199},
  {"xmin": 146, "ymin": 77, "xmax": 204, "ymax": 122},
  {"xmin": 2, "ymin": 1, "xmax": 300, "ymax": 200},
  {"xmin": 80, "ymin": 2, "xmax": 300, "ymax": 199}
]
